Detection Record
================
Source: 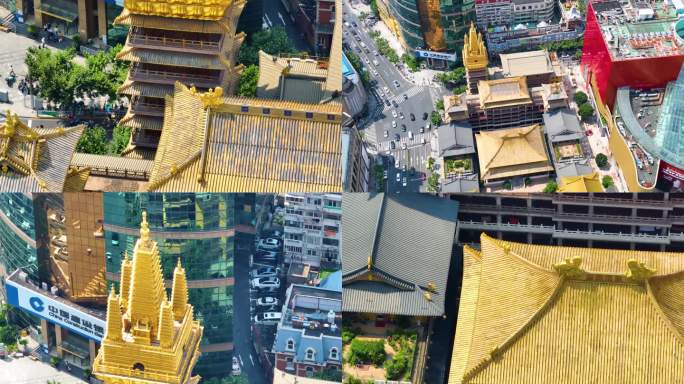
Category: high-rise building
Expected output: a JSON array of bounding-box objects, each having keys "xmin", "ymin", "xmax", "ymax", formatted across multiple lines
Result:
[
  {"xmin": 94, "ymin": 212, "xmax": 203, "ymax": 384},
  {"xmin": 287, "ymin": 0, "xmax": 336, "ymax": 55},
  {"xmin": 283, "ymin": 193, "xmax": 341, "ymax": 268},
  {"xmin": 114, "ymin": 0, "xmax": 246, "ymax": 152},
  {"xmin": 102, "ymin": 192, "xmax": 255, "ymax": 377}
]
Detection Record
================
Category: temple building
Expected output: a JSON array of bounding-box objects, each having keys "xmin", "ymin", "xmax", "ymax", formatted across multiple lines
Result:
[
  {"xmin": 113, "ymin": 0, "xmax": 246, "ymax": 153},
  {"xmin": 475, "ymin": 125, "xmax": 554, "ymax": 185},
  {"xmin": 146, "ymin": 83, "xmax": 342, "ymax": 192},
  {"xmin": 0, "ymin": 111, "xmax": 84, "ymax": 192},
  {"xmin": 463, "ymin": 23, "xmax": 489, "ymax": 95},
  {"xmin": 93, "ymin": 211, "xmax": 203, "ymax": 384},
  {"xmin": 450, "ymin": 233, "xmax": 684, "ymax": 383}
]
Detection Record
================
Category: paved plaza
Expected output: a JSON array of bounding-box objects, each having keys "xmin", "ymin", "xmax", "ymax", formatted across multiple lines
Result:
[{"xmin": 0, "ymin": 356, "xmax": 87, "ymax": 384}]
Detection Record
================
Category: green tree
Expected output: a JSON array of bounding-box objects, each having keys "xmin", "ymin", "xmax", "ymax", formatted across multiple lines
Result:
[
  {"xmin": 574, "ymin": 91, "xmax": 588, "ymax": 105},
  {"xmin": 238, "ymin": 27, "xmax": 297, "ymax": 66},
  {"xmin": 370, "ymin": 0, "xmax": 379, "ymax": 17},
  {"xmin": 435, "ymin": 99, "xmax": 444, "ymax": 111},
  {"xmin": 427, "ymin": 172, "xmax": 440, "ymax": 192},
  {"xmin": 602, "ymin": 175, "xmax": 614, "ymax": 189},
  {"xmin": 578, "ymin": 103, "xmax": 594, "ymax": 121},
  {"xmin": 76, "ymin": 44, "xmax": 128, "ymax": 103},
  {"xmin": 595, "ymin": 153, "xmax": 608, "ymax": 168},
  {"xmin": 0, "ymin": 324, "xmax": 18, "ymax": 345},
  {"xmin": 25, "ymin": 47, "xmax": 79, "ymax": 109},
  {"xmin": 77, "ymin": 126, "xmax": 108, "ymax": 155},
  {"xmin": 427, "ymin": 157, "xmax": 435, "ymax": 171},
  {"xmin": 431, "ymin": 111, "xmax": 442, "ymax": 127},
  {"xmin": 108, "ymin": 125, "xmax": 132, "ymax": 155},
  {"xmin": 314, "ymin": 369, "xmax": 343, "ymax": 382},
  {"xmin": 402, "ymin": 53, "xmax": 419, "ymax": 72},
  {"xmin": 237, "ymin": 64, "xmax": 259, "ymax": 97},
  {"xmin": 543, "ymin": 181, "xmax": 558, "ymax": 193}
]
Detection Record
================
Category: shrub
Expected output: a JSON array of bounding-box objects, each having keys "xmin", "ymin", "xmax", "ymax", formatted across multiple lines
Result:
[
  {"xmin": 385, "ymin": 353, "xmax": 410, "ymax": 380},
  {"xmin": 602, "ymin": 175, "xmax": 614, "ymax": 189},
  {"xmin": 543, "ymin": 181, "xmax": 558, "ymax": 193},
  {"xmin": 347, "ymin": 339, "xmax": 386, "ymax": 366},
  {"xmin": 50, "ymin": 356, "xmax": 61, "ymax": 367},
  {"xmin": 503, "ymin": 180, "xmax": 512, "ymax": 190},
  {"xmin": 595, "ymin": 153, "xmax": 608, "ymax": 168},
  {"xmin": 578, "ymin": 103, "xmax": 594, "ymax": 121},
  {"xmin": 342, "ymin": 328, "xmax": 358, "ymax": 344},
  {"xmin": 574, "ymin": 91, "xmax": 588, "ymax": 105}
]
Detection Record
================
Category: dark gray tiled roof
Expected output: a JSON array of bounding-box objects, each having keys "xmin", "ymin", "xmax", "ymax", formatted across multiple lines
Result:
[
  {"xmin": 342, "ymin": 193, "xmax": 459, "ymax": 317},
  {"xmin": 543, "ymin": 108, "xmax": 584, "ymax": 143},
  {"xmin": 555, "ymin": 160, "xmax": 594, "ymax": 178},
  {"xmin": 441, "ymin": 174, "xmax": 480, "ymax": 193},
  {"xmin": 438, "ymin": 123, "xmax": 476, "ymax": 158}
]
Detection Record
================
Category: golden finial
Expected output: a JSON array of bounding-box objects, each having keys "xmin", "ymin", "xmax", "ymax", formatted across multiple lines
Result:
[
  {"xmin": 367, "ymin": 255, "xmax": 372, "ymax": 270},
  {"xmin": 423, "ymin": 291, "xmax": 432, "ymax": 301},
  {"xmin": 198, "ymin": 87, "xmax": 223, "ymax": 109},
  {"xmin": 170, "ymin": 164, "xmax": 178, "ymax": 175},
  {"xmin": 1, "ymin": 164, "xmax": 8, "ymax": 173},
  {"xmin": 140, "ymin": 210, "xmax": 150, "ymax": 243},
  {"xmin": 503, "ymin": 244, "xmax": 511, "ymax": 254},
  {"xmin": 625, "ymin": 259, "xmax": 656, "ymax": 282},
  {"xmin": 2, "ymin": 110, "xmax": 16, "ymax": 137},
  {"xmin": 427, "ymin": 282, "xmax": 437, "ymax": 292},
  {"xmin": 553, "ymin": 256, "xmax": 586, "ymax": 279},
  {"xmin": 176, "ymin": 257, "xmax": 182, "ymax": 269}
]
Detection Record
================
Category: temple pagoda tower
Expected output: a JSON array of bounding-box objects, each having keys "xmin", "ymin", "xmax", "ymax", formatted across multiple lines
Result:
[
  {"xmin": 462, "ymin": 23, "xmax": 488, "ymax": 95},
  {"xmin": 93, "ymin": 211, "xmax": 203, "ymax": 384},
  {"xmin": 113, "ymin": 0, "xmax": 246, "ymax": 153}
]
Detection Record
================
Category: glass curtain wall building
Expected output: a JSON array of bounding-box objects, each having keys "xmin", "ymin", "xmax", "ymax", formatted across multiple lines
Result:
[{"xmin": 102, "ymin": 193, "xmax": 255, "ymax": 378}]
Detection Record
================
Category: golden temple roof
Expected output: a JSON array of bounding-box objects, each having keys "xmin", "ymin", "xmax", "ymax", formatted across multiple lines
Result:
[
  {"xmin": 558, "ymin": 172, "xmax": 603, "ymax": 192},
  {"xmin": 449, "ymin": 234, "xmax": 684, "ymax": 384},
  {"xmin": 148, "ymin": 83, "xmax": 342, "ymax": 192},
  {"xmin": 478, "ymin": 76, "xmax": 532, "ymax": 109},
  {"xmin": 114, "ymin": 8, "xmax": 226, "ymax": 33},
  {"xmin": 463, "ymin": 23, "xmax": 488, "ymax": 71},
  {"xmin": 94, "ymin": 212, "xmax": 203, "ymax": 384},
  {"xmin": 475, "ymin": 125, "xmax": 553, "ymax": 181},
  {"xmin": 121, "ymin": 0, "xmax": 244, "ymax": 21},
  {"xmin": 0, "ymin": 111, "xmax": 84, "ymax": 192}
]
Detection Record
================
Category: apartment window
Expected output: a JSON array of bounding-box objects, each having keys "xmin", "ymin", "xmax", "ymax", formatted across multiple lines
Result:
[
  {"xmin": 262, "ymin": 108, "xmax": 271, "ymax": 115},
  {"xmin": 330, "ymin": 348, "xmax": 339, "ymax": 360},
  {"xmin": 327, "ymin": 114, "xmax": 336, "ymax": 121},
  {"xmin": 286, "ymin": 357, "xmax": 294, "ymax": 371},
  {"xmin": 241, "ymin": 106, "xmax": 249, "ymax": 112},
  {"xmin": 305, "ymin": 366, "xmax": 314, "ymax": 377},
  {"xmin": 305, "ymin": 112, "xmax": 314, "ymax": 119},
  {"xmin": 305, "ymin": 348, "xmax": 315, "ymax": 361},
  {"xmin": 284, "ymin": 110, "xmax": 293, "ymax": 116},
  {"xmin": 286, "ymin": 338, "xmax": 295, "ymax": 351}
]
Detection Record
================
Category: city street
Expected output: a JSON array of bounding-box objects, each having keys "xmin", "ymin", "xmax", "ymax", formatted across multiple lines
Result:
[
  {"xmin": 265, "ymin": 0, "xmax": 312, "ymax": 52},
  {"xmin": 344, "ymin": 0, "xmax": 447, "ymax": 192}
]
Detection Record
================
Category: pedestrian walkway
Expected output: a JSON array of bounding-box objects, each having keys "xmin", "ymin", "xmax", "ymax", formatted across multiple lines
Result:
[{"xmin": 379, "ymin": 85, "xmax": 422, "ymax": 113}]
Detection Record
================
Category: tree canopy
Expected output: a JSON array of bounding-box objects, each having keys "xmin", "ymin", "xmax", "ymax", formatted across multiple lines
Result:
[
  {"xmin": 238, "ymin": 27, "xmax": 297, "ymax": 66},
  {"xmin": 237, "ymin": 64, "xmax": 259, "ymax": 97}
]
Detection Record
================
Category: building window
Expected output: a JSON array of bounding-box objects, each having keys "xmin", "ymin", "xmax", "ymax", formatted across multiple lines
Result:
[
  {"xmin": 305, "ymin": 112, "xmax": 314, "ymax": 119},
  {"xmin": 286, "ymin": 338, "xmax": 295, "ymax": 351},
  {"xmin": 330, "ymin": 347, "xmax": 339, "ymax": 360},
  {"xmin": 327, "ymin": 114, "xmax": 336, "ymax": 121},
  {"xmin": 286, "ymin": 357, "xmax": 294, "ymax": 371},
  {"xmin": 305, "ymin": 348, "xmax": 315, "ymax": 361},
  {"xmin": 241, "ymin": 106, "xmax": 249, "ymax": 112},
  {"xmin": 262, "ymin": 108, "xmax": 271, "ymax": 115},
  {"xmin": 284, "ymin": 110, "xmax": 293, "ymax": 116},
  {"xmin": 305, "ymin": 366, "xmax": 314, "ymax": 377}
]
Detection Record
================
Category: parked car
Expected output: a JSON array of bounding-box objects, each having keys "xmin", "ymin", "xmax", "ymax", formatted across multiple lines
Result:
[
  {"xmin": 390, "ymin": 141, "xmax": 396, "ymax": 149},
  {"xmin": 392, "ymin": 100, "xmax": 399, "ymax": 108},
  {"xmin": 254, "ymin": 286, "xmax": 280, "ymax": 296},
  {"xmin": 250, "ymin": 277, "xmax": 280, "ymax": 289},
  {"xmin": 254, "ymin": 312, "xmax": 282, "ymax": 325},
  {"xmin": 250, "ymin": 267, "xmax": 280, "ymax": 278},
  {"xmin": 422, "ymin": 112, "xmax": 428, "ymax": 120},
  {"xmin": 257, "ymin": 238, "xmax": 281, "ymax": 250},
  {"xmin": 393, "ymin": 80, "xmax": 400, "ymax": 88},
  {"xmin": 384, "ymin": 130, "xmax": 389, "ymax": 138},
  {"xmin": 231, "ymin": 357, "xmax": 241, "ymax": 376},
  {"xmin": 410, "ymin": 113, "xmax": 415, "ymax": 121}
]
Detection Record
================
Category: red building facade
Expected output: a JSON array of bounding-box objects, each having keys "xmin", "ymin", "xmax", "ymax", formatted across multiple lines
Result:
[{"xmin": 580, "ymin": 2, "xmax": 684, "ymax": 109}]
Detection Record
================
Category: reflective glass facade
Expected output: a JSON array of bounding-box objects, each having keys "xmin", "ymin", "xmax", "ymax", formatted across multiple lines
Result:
[
  {"xmin": 389, "ymin": 0, "xmax": 425, "ymax": 49},
  {"xmin": 440, "ymin": 0, "xmax": 476, "ymax": 52},
  {"xmin": 102, "ymin": 193, "xmax": 253, "ymax": 378},
  {"xmin": 0, "ymin": 194, "xmax": 39, "ymax": 284}
]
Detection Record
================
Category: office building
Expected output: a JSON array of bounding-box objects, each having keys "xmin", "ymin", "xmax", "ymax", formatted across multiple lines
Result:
[
  {"xmin": 114, "ymin": 0, "xmax": 246, "ymax": 151},
  {"xmin": 341, "ymin": 126, "xmax": 370, "ymax": 192},
  {"xmin": 286, "ymin": 0, "xmax": 336, "ymax": 55},
  {"xmin": 94, "ymin": 213, "xmax": 202, "ymax": 384},
  {"xmin": 283, "ymin": 193, "xmax": 341, "ymax": 268},
  {"xmin": 449, "ymin": 233, "xmax": 684, "ymax": 383},
  {"xmin": 102, "ymin": 192, "xmax": 255, "ymax": 377}
]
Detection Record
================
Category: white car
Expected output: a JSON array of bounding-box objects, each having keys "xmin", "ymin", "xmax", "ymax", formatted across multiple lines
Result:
[
  {"xmin": 250, "ymin": 267, "xmax": 280, "ymax": 278},
  {"xmin": 396, "ymin": 173, "xmax": 401, "ymax": 182},
  {"xmin": 392, "ymin": 120, "xmax": 397, "ymax": 128},
  {"xmin": 256, "ymin": 297, "xmax": 280, "ymax": 307},
  {"xmin": 231, "ymin": 357, "xmax": 241, "ymax": 376},
  {"xmin": 384, "ymin": 130, "xmax": 389, "ymax": 138},
  {"xmin": 253, "ymin": 312, "xmax": 282, "ymax": 325},
  {"xmin": 392, "ymin": 110, "xmax": 397, "ymax": 118},
  {"xmin": 402, "ymin": 142, "xmax": 407, "ymax": 150},
  {"xmin": 257, "ymin": 238, "xmax": 281, "ymax": 250},
  {"xmin": 250, "ymin": 277, "xmax": 280, "ymax": 289},
  {"xmin": 395, "ymin": 159, "xmax": 400, "ymax": 168},
  {"xmin": 383, "ymin": 86, "xmax": 390, "ymax": 94},
  {"xmin": 402, "ymin": 177, "xmax": 407, "ymax": 187}
]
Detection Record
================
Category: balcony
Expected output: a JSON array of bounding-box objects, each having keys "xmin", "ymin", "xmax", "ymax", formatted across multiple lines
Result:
[
  {"xmin": 552, "ymin": 229, "xmax": 670, "ymax": 244},
  {"xmin": 553, "ymin": 195, "xmax": 672, "ymax": 209},
  {"xmin": 129, "ymin": 101, "xmax": 164, "ymax": 117},
  {"xmin": 458, "ymin": 221, "xmax": 554, "ymax": 234},
  {"xmin": 553, "ymin": 213, "xmax": 671, "ymax": 227},
  {"xmin": 129, "ymin": 31, "xmax": 220, "ymax": 54},
  {"xmin": 130, "ymin": 65, "xmax": 219, "ymax": 88},
  {"xmin": 459, "ymin": 203, "xmax": 554, "ymax": 215},
  {"xmin": 130, "ymin": 128, "xmax": 160, "ymax": 148}
]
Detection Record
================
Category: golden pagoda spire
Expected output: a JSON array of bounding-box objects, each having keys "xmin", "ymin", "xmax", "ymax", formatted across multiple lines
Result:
[
  {"xmin": 158, "ymin": 297, "xmax": 174, "ymax": 349},
  {"xmin": 126, "ymin": 211, "xmax": 166, "ymax": 344},
  {"xmin": 104, "ymin": 286, "xmax": 122, "ymax": 342},
  {"xmin": 462, "ymin": 22, "xmax": 488, "ymax": 71},
  {"xmin": 120, "ymin": 250, "xmax": 132, "ymax": 309},
  {"xmin": 171, "ymin": 258, "xmax": 189, "ymax": 321}
]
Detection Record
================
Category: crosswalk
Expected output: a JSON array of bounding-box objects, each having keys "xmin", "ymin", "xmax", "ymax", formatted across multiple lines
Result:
[
  {"xmin": 378, "ymin": 131, "xmax": 431, "ymax": 152},
  {"xmin": 378, "ymin": 85, "xmax": 423, "ymax": 114}
]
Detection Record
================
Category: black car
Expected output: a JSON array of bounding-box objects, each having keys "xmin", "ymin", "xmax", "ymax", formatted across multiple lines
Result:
[
  {"xmin": 401, "ymin": 124, "xmax": 407, "ymax": 132},
  {"xmin": 394, "ymin": 133, "xmax": 401, "ymax": 141},
  {"xmin": 392, "ymin": 100, "xmax": 399, "ymax": 108},
  {"xmin": 422, "ymin": 112, "xmax": 428, "ymax": 120},
  {"xmin": 352, "ymin": 21, "xmax": 358, "ymax": 27},
  {"xmin": 410, "ymin": 113, "xmax": 415, "ymax": 121},
  {"xmin": 385, "ymin": 100, "xmax": 391, "ymax": 107},
  {"xmin": 390, "ymin": 141, "xmax": 396, "ymax": 149}
]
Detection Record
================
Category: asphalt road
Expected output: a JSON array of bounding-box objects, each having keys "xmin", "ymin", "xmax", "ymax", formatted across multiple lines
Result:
[
  {"xmin": 264, "ymin": 0, "xmax": 314, "ymax": 53},
  {"xmin": 343, "ymin": 1, "xmax": 446, "ymax": 192},
  {"xmin": 234, "ymin": 241, "xmax": 268, "ymax": 384}
]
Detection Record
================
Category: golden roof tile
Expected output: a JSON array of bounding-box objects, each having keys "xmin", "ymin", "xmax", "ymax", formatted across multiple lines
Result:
[
  {"xmin": 114, "ymin": 8, "xmax": 225, "ymax": 32},
  {"xmin": 558, "ymin": 172, "xmax": 603, "ymax": 192},
  {"xmin": 450, "ymin": 234, "xmax": 684, "ymax": 384},
  {"xmin": 121, "ymin": 0, "xmax": 245, "ymax": 21},
  {"xmin": 478, "ymin": 77, "xmax": 532, "ymax": 109},
  {"xmin": 475, "ymin": 125, "xmax": 553, "ymax": 181}
]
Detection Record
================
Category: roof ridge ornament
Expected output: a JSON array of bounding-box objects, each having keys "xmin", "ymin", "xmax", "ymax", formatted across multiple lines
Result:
[
  {"xmin": 140, "ymin": 210, "xmax": 150, "ymax": 243},
  {"xmin": 553, "ymin": 256, "xmax": 586, "ymax": 279},
  {"xmin": 625, "ymin": 259, "xmax": 656, "ymax": 282}
]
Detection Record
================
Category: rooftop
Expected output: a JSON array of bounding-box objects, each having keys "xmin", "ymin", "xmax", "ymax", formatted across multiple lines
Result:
[
  {"xmin": 281, "ymin": 284, "xmax": 342, "ymax": 338},
  {"xmin": 449, "ymin": 233, "xmax": 684, "ymax": 383},
  {"xmin": 592, "ymin": 0, "xmax": 684, "ymax": 60},
  {"xmin": 478, "ymin": 77, "xmax": 532, "ymax": 109},
  {"xmin": 342, "ymin": 193, "xmax": 459, "ymax": 317},
  {"xmin": 558, "ymin": 172, "xmax": 604, "ymax": 192},
  {"xmin": 499, "ymin": 50, "xmax": 557, "ymax": 78}
]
